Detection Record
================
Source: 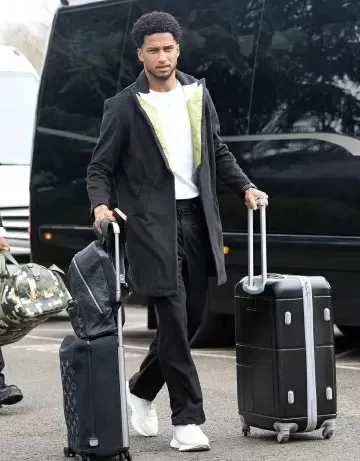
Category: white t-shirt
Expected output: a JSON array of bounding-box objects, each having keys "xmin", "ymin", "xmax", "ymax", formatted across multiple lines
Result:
[{"xmin": 149, "ymin": 81, "xmax": 199, "ymax": 200}]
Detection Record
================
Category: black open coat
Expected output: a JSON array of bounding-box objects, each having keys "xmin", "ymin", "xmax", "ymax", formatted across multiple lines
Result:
[{"xmin": 87, "ymin": 70, "xmax": 254, "ymax": 297}]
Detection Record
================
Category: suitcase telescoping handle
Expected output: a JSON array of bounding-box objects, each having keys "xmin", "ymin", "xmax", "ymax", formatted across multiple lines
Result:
[
  {"xmin": 99, "ymin": 209, "xmax": 127, "ymax": 305},
  {"xmin": 242, "ymin": 198, "xmax": 269, "ymax": 295},
  {"xmin": 99, "ymin": 212, "xmax": 130, "ymax": 449}
]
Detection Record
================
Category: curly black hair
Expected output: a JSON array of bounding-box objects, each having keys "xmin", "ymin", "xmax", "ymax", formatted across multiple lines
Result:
[{"xmin": 131, "ymin": 11, "xmax": 182, "ymax": 47}]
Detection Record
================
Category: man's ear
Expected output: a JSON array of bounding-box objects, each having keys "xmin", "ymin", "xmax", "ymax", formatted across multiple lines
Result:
[{"xmin": 137, "ymin": 48, "xmax": 144, "ymax": 63}]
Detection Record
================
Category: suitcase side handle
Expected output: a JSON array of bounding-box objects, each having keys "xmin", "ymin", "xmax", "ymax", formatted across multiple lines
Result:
[{"xmin": 242, "ymin": 198, "xmax": 268, "ymax": 295}]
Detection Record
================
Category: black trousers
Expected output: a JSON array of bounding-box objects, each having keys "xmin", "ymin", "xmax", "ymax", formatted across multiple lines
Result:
[
  {"xmin": 129, "ymin": 198, "xmax": 210, "ymax": 426},
  {"xmin": 0, "ymin": 348, "xmax": 4, "ymax": 385}
]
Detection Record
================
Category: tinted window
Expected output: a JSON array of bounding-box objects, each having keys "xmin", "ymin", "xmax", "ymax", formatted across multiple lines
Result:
[
  {"xmin": 39, "ymin": 0, "xmax": 133, "ymax": 138},
  {"xmin": 250, "ymin": 0, "xmax": 360, "ymax": 138},
  {"xmin": 223, "ymin": 0, "xmax": 360, "ymax": 236},
  {"xmin": 31, "ymin": 0, "xmax": 134, "ymax": 235}
]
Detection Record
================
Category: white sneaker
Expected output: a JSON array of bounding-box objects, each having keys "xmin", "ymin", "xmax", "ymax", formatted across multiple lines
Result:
[
  {"xmin": 170, "ymin": 425, "xmax": 210, "ymax": 452},
  {"xmin": 126, "ymin": 381, "xmax": 158, "ymax": 437}
]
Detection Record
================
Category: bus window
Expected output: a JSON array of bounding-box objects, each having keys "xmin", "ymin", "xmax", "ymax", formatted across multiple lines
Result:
[
  {"xmin": 226, "ymin": 0, "xmax": 360, "ymax": 236},
  {"xmin": 38, "ymin": 2, "xmax": 133, "ymax": 139}
]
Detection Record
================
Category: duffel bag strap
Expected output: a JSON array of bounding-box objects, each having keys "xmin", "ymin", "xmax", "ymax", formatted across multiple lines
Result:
[
  {"xmin": 0, "ymin": 253, "xmax": 7, "ymax": 279},
  {"xmin": 0, "ymin": 250, "xmax": 21, "ymax": 268},
  {"xmin": 0, "ymin": 250, "xmax": 21, "ymax": 279},
  {"xmin": 0, "ymin": 250, "xmax": 20, "ymax": 279}
]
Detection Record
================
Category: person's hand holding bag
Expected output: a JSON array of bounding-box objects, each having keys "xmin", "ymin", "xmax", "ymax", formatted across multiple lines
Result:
[{"xmin": 0, "ymin": 237, "xmax": 9, "ymax": 251}]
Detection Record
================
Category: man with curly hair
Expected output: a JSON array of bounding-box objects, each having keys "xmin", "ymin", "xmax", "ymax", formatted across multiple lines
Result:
[{"xmin": 87, "ymin": 11, "xmax": 268, "ymax": 452}]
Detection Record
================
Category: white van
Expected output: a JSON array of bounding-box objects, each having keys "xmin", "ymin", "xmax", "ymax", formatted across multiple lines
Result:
[{"xmin": 0, "ymin": 45, "xmax": 40, "ymax": 257}]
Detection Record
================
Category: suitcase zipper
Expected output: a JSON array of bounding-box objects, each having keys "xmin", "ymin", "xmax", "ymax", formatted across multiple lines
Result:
[
  {"xmin": 295, "ymin": 276, "xmax": 318, "ymax": 432},
  {"xmin": 72, "ymin": 258, "xmax": 103, "ymax": 314}
]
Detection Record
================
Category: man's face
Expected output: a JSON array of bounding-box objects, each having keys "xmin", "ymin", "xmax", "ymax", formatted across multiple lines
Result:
[{"xmin": 138, "ymin": 33, "xmax": 179, "ymax": 81}]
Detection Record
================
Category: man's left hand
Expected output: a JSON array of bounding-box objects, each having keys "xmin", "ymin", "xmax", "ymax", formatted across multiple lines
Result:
[
  {"xmin": 245, "ymin": 188, "xmax": 268, "ymax": 210},
  {"xmin": 0, "ymin": 237, "xmax": 10, "ymax": 251}
]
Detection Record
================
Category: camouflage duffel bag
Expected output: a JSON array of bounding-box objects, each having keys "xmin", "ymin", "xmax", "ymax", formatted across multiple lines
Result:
[{"xmin": 0, "ymin": 250, "xmax": 71, "ymax": 347}]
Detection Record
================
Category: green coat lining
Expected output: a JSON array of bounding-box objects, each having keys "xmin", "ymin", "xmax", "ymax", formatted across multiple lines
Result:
[{"xmin": 136, "ymin": 84, "xmax": 203, "ymax": 169}]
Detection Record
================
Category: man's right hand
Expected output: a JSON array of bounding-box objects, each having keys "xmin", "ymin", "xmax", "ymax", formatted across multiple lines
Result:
[
  {"xmin": 94, "ymin": 205, "xmax": 116, "ymax": 231},
  {"xmin": 0, "ymin": 237, "xmax": 10, "ymax": 251}
]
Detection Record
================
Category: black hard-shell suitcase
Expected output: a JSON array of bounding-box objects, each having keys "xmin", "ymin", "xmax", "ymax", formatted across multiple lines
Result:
[
  {"xmin": 59, "ymin": 216, "xmax": 132, "ymax": 461},
  {"xmin": 235, "ymin": 199, "xmax": 337, "ymax": 443}
]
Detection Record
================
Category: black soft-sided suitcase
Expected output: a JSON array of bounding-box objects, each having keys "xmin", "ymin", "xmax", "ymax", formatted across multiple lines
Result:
[
  {"xmin": 59, "ymin": 218, "xmax": 131, "ymax": 461},
  {"xmin": 235, "ymin": 199, "xmax": 337, "ymax": 443}
]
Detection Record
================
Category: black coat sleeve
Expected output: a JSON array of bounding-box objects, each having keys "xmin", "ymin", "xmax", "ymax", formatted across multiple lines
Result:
[
  {"xmin": 86, "ymin": 99, "xmax": 127, "ymax": 217},
  {"xmin": 206, "ymin": 90, "xmax": 256, "ymax": 196}
]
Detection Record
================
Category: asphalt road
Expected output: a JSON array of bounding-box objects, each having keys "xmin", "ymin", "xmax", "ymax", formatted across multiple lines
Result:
[{"xmin": 1, "ymin": 307, "xmax": 360, "ymax": 461}]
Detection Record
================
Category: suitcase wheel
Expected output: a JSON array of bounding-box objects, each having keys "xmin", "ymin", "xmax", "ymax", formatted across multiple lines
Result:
[
  {"xmin": 63, "ymin": 447, "xmax": 76, "ymax": 457},
  {"xmin": 240, "ymin": 416, "xmax": 250, "ymax": 437},
  {"xmin": 119, "ymin": 451, "xmax": 132, "ymax": 461},
  {"xmin": 322, "ymin": 427, "xmax": 334, "ymax": 440},
  {"xmin": 277, "ymin": 431, "xmax": 290, "ymax": 444},
  {"xmin": 321, "ymin": 419, "xmax": 336, "ymax": 440}
]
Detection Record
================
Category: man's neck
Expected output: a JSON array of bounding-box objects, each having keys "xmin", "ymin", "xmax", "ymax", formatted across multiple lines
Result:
[{"xmin": 146, "ymin": 70, "xmax": 177, "ymax": 92}]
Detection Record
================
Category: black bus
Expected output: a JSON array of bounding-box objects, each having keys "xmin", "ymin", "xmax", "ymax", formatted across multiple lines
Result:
[{"xmin": 30, "ymin": 0, "xmax": 360, "ymax": 346}]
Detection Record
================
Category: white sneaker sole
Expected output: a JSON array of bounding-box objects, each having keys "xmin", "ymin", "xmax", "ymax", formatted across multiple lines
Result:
[{"xmin": 170, "ymin": 438, "xmax": 210, "ymax": 452}]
